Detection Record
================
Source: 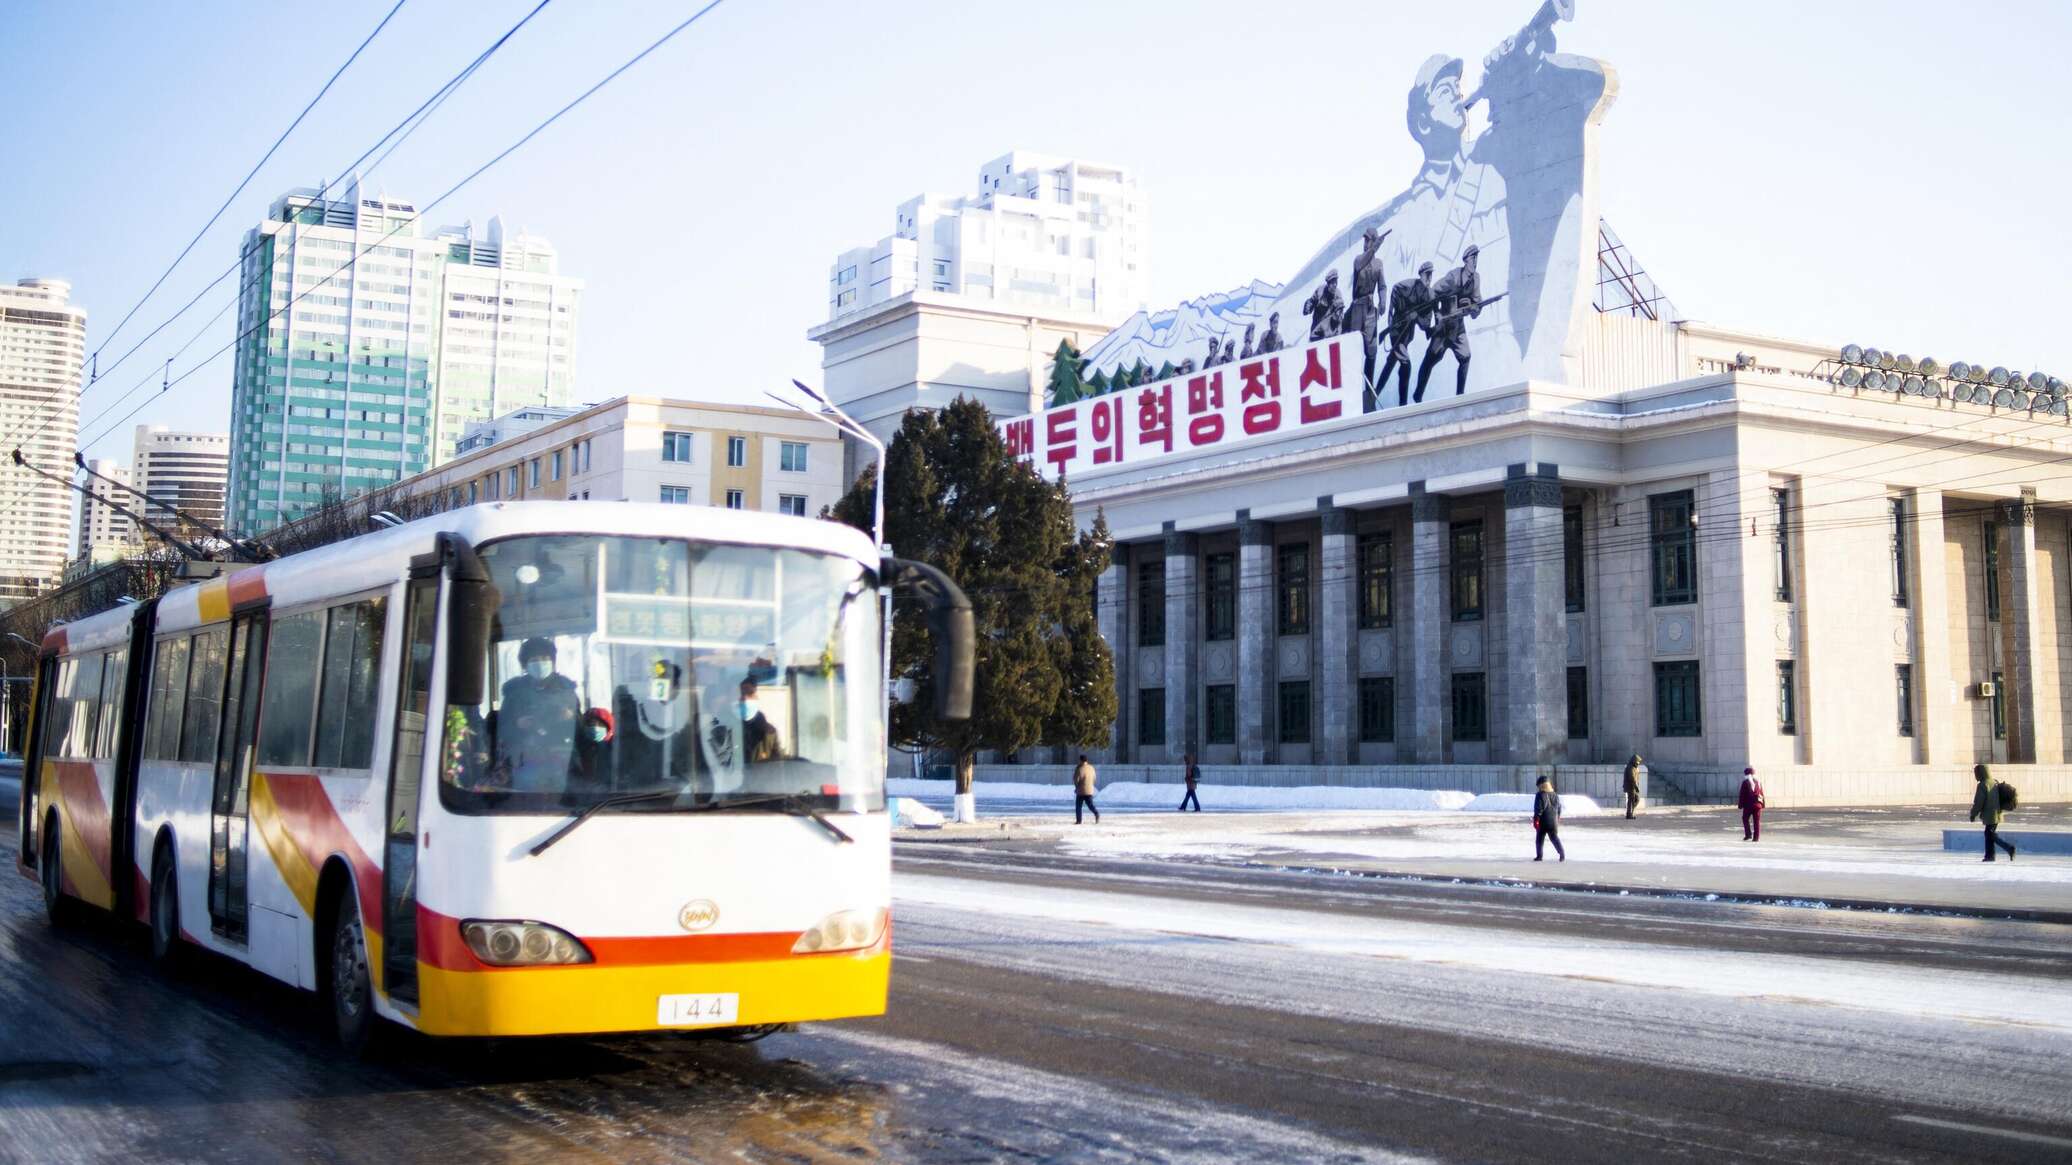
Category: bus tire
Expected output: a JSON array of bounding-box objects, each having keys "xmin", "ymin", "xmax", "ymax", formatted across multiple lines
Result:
[
  {"xmin": 40, "ymin": 812, "xmax": 73, "ymax": 927},
  {"xmin": 148, "ymin": 842, "xmax": 184, "ymax": 971},
  {"xmin": 328, "ymin": 894, "xmax": 378, "ymax": 1056}
]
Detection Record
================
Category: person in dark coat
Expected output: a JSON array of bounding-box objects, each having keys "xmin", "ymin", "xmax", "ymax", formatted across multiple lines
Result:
[
  {"xmin": 496, "ymin": 636, "xmax": 581, "ymax": 793},
  {"xmin": 1622, "ymin": 753, "xmax": 1643, "ymax": 819},
  {"xmin": 1738, "ymin": 767, "xmax": 1765, "ymax": 841},
  {"xmin": 1532, "ymin": 776, "xmax": 1565, "ymax": 861},
  {"xmin": 1970, "ymin": 763, "xmax": 2017, "ymax": 862},
  {"xmin": 1178, "ymin": 753, "xmax": 1201, "ymax": 812},
  {"xmin": 1073, "ymin": 755, "xmax": 1100, "ymax": 824}
]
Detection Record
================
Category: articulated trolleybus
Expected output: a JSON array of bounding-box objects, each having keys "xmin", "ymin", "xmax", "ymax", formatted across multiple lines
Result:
[{"xmin": 16, "ymin": 501, "xmax": 971, "ymax": 1047}]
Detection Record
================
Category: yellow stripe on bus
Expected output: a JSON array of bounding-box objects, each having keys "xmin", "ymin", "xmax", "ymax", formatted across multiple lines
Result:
[
  {"xmin": 195, "ymin": 577, "xmax": 231, "ymax": 624},
  {"xmin": 248, "ymin": 772, "xmax": 320, "ymax": 917},
  {"xmin": 41, "ymin": 765, "xmax": 114, "ymax": 909}
]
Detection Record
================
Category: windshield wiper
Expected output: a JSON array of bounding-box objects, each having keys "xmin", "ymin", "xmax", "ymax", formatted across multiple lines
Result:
[
  {"xmin": 529, "ymin": 789, "xmax": 688, "ymax": 857},
  {"xmin": 699, "ymin": 792, "xmax": 855, "ymax": 844}
]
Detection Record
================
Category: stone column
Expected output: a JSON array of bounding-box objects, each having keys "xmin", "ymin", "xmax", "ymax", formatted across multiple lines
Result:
[
  {"xmin": 1408, "ymin": 485, "xmax": 1450, "ymax": 764},
  {"xmin": 1096, "ymin": 544, "xmax": 1131, "ymax": 763},
  {"xmin": 1163, "ymin": 530, "xmax": 1201, "ymax": 761},
  {"xmin": 2003, "ymin": 491, "xmax": 2044, "ymax": 763},
  {"xmin": 1237, "ymin": 514, "xmax": 1274, "ymax": 766},
  {"xmin": 1909, "ymin": 489, "xmax": 1952, "ymax": 764},
  {"xmin": 1502, "ymin": 465, "xmax": 1569, "ymax": 766},
  {"xmin": 1317, "ymin": 502, "xmax": 1358, "ymax": 764}
]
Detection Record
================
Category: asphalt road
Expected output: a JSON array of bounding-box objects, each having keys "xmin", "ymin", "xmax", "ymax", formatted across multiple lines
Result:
[{"xmin": 1, "ymin": 828, "xmax": 2069, "ymax": 1163}]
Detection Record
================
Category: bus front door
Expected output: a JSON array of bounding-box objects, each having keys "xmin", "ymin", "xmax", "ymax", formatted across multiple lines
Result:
[
  {"xmin": 381, "ymin": 575, "xmax": 438, "ymax": 1005},
  {"xmin": 209, "ymin": 610, "xmax": 268, "ymax": 942}
]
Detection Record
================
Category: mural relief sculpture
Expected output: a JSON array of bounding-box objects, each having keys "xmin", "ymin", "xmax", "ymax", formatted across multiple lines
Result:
[
  {"xmin": 1078, "ymin": 0, "xmax": 1612, "ymax": 400},
  {"xmin": 1239, "ymin": 323, "xmax": 1258, "ymax": 361},
  {"xmin": 1343, "ymin": 227, "xmax": 1390, "ymax": 407},
  {"xmin": 1256, "ymin": 312, "xmax": 1284, "ymax": 355},
  {"xmin": 1377, "ymin": 261, "xmax": 1437, "ymax": 410},
  {"xmin": 1415, "ymin": 246, "xmax": 1503, "ymax": 400}
]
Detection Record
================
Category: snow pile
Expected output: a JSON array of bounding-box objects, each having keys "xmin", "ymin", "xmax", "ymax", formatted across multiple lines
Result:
[
  {"xmin": 886, "ymin": 779, "xmax": 1474, "ymax": 812},
  {"xmin": 892, "ymin": 797, "xmax": 945, "ymax": 829},
  {"xmin": 1462, "ymin": 792, "xmax": 1604, "ymax": 816}
]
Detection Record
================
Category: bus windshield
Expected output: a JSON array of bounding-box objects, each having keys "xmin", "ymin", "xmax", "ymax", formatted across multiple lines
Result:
[{"xmin": 437, "ymin": 534, "xmax": 881, "ymax": 815}]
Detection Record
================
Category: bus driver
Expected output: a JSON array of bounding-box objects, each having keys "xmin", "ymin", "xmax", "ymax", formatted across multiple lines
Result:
[{"xmin": 496, "ymin": 636, "xmax": 582, "ymax": 792}]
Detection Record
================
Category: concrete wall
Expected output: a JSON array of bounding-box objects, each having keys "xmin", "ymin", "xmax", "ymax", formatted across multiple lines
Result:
[{"xmin": 1651, "ymin": 764, "xmax": 2072, "ymax": 808}]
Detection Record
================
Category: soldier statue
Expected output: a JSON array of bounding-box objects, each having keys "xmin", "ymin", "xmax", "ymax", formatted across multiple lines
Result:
[
  {"xmin": 1256, "ymin": 312, "xmax": 1284, "ymax": 355},
  {"xmin": 1239, "ymin": 323, "xmax": 1258, "ymax": 361},
  {"xmin": 1221, "ymin": 338, "xmax": 1238, "ymax": 367},
  {"xmin": 1415, "ymin": 245, "xmax": 1483, "ymax": 400},
  {"xmin": 1342, "ymin": 227, "xmax": 1389, "ymax": 409},
  {"xmin": 1177, "ymin": 357, "xmax": 1196, "ymax": 375},
  {"xmin": 1304, "ymin": 270, "xmax": 1344, "ymax": 341},
  {"xmin": 1378, "ymin": 261, "xmax": 1437, "ymax": 409}
]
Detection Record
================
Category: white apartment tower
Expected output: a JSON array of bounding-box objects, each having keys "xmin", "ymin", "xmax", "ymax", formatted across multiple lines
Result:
[
  {"xmin": 430, "ymin": 217, "xmax": 583, "ymax": 463},
  {"xmin": 74, "ymin": 458, "xmax": 132, "ymax": 555},
  {"xmin": 133, "ymin": 425, "xmax": 229, "ymax": 539},
  {"xmin": 0, "ymin": 278, "xmax": 86, "ymax": 607},
  {"xmin": 827, "ymin": 151, "xmax": 1146, "ymax": 323}
]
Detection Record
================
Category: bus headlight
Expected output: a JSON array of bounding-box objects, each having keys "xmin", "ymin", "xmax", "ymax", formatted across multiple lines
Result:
[
  {"xmin": 791, "ymin": 907, "xmax": 888, "ymax": 955},
  {"xmin": 460, "ymin": 920, "xmax": 594, "ymax": 966}
]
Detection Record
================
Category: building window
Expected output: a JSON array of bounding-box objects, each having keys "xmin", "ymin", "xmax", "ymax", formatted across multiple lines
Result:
[
  {"xmin": 1277, "ymin": 542, "xmax": 1310, "ymax": 635},
  {"xmin": 1450, "ymin": 521, "xmax": 1484, "ymax": 622},
  {"xmin": 1896, "ymin": 664, "xmax": 1915, "ymax": 737},
  {"xmin": 576, "ymin": 439, "xmax": 590, "ymax": 473},
  {"xmin": 1204, "ymin": 552, "xmax": 1236, "ymax": 641},
  {"xmin": 1567, "ymin": 666, "xmax": 1589, "ymax": 739},
  {"xmin": 1450, "ymin": 672, "xmax": 1487, "ymax": 742},
  {"xmin": 1650, "ymin": 490, "xmax": 1697, "ymax": 606},
  {"xmin": 550, "ymin": 450, "xmax": 563, "ymax": 481},
  {"xmin": 1358, "ymin": 676, "xmax": 1394, "ymax": 743},
  {"xmin": 506, "ymin": 466, "xmax": 519, "ymax": 495},
  {"xmin": 725, "ymin": 489, "xmax": 744, "ymax": 510},
  {"xmin": 1992, "ymin": 670, "xmax": 2006, "ymax": 740},
  {"xmin": 528, "ymin": 459, "xmax": 540, "ymax": 488},
  {"xmin": 1773, "ymin": 487, "xmax": 1792, "ymax": 601},
  {"xmin": 1205, "ymin": 685, "xmax": 1236, "ymax": 744},
  {"xmin": 662, "ymin": 431, "xmax": 693, "ymax": 462},
  {"xmin": 1777, "ymin": 661, "xmax": 1797, "ymax": 735},
  {"xmin": 1138, "ymin": 688, "xmax": 1166, "ymax": 748},
  {"xmin": 1137, "ymin": 561, "xmax": 1165, "ymax": 647},
  {"xmin": 1655, "ymin": 661, "xmax": 1703, "ymax": 737},
  {"xmin": 659, "ymin": 486, "xmax": 690, "ymax": 504},
  {"xmin": 486, "ymin": 473, "xmax": 500, "ymax": 501},
  {"xmin": 780, "ymin": 441, "xmax": 809, "ymax": 472},
  {"xmin": 727, "ymin": 436, "xmax": 747, "ymax": 467},
  {"xmin": 1983, "ymin": 519, "xmax": 2001, "ymax": 622},
  {"xmin": 778, "ymin": 494, "xmax": 808, "ymax": 517},
  {"xmin": 1890, "ymin": 497, "xmax": 1909, "ymax": 607},
  {"xmin": 1563, "ymin": 504, "xmax": 1585, "ymax": 613},
  {"xmin": 1277, "ymin": 681, "xmax": 1310, "ymax": 744},
  {"xmin": 1357, "ymin": 532, "xmax": 1392, "ymax": 629}
]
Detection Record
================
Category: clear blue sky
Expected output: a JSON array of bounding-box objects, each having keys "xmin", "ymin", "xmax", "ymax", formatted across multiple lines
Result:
[{"xmin": 3, "ymin": 0, "xmax": 2068, "ymax": 462}]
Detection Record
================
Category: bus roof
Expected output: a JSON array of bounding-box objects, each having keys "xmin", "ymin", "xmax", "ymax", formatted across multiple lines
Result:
[{"xmin": 43, "ymin": 502, "xmax": 880, "ymax": 653}]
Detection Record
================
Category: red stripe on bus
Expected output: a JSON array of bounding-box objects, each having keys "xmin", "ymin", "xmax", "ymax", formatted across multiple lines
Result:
[
  {"xmin": 257, "ymin": 771, "xmax": 383, "ymax": 937},
  {"xmin": 415, "ymin": 904, "xmax": 805, "ymax": 972},
  {"xmin": 52, "ymin": 760, "xmax": 111, "ymax": 883},
  {"xmin": 225, "ymin": 568, "xmax": 268, "ymax": 608}
]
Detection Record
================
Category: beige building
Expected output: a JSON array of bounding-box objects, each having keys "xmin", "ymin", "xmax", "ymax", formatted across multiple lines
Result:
[
  {"xmin": 0, "ymin": 278, "xmax": 86, "ymax": 608},
  {"xmin": 386, "ymin": 397, "xmax": 847, "ymax": 519}
]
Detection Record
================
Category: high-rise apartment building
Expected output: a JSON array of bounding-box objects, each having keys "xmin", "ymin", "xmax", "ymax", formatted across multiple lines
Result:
[
  {"xmin": 0, "ymin": 278, "xmax": 86, "ymax": 607},
  {"xmin": 227, "ymin": 181, "xmax": 581, "ymax": 534},
  {"xmin": 133, "ymin": 425, "xmax": 229, "ymax": 539},
  {"xmin": 75, "ymin": 458, "xmax": 132, "ymax": 555}
]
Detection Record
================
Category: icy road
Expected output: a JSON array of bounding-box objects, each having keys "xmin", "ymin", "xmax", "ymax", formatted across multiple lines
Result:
[{"xmin": 1, "ymin": 836, "xmax": 2069, "ymax": 1162}]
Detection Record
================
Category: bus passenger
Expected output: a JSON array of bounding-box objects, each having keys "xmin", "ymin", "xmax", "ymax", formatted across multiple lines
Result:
[
  {"xmin": 497, "ymin": 637, "xmax": 582, "ymax": 793},
  {"xmin": 738, "ymin": 677, "xmax": 780, "ymax": 763},
  {"xmin": 617, "ymin": 661, "xmax": 699, "ymax": 785}
]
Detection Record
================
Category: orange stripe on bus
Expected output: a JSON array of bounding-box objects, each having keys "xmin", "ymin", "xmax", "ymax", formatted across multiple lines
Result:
[{"xmin": 225, "ymin": 567, "xmax": 268, "ymax": 608}]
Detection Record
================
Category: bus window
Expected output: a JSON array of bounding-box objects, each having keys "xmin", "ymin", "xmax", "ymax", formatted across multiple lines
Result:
[
  {"xmin": 64, "ymin": 654, "xmax": 103, "ymax": 760},
  {"xmin": 144, "ymin": 637, "xmax": 191, "ymax": 761},
  {"xmin": 180, "ymin": 628, "xmax": 228, "ymax": 764},
  {"xmin": 94, "ymin": 649, "xmax": 126, "ymax": 759},
  {"xmin": 314, "ymin": 598, "xmax": 387, "ymax": 770},
  {"xmin": 40, "ymin": 658, "xmax": 75, "ymax": 761},
  {"xmin": 257, "ymin": 613, "xmax": 324, "ymax": 768}
]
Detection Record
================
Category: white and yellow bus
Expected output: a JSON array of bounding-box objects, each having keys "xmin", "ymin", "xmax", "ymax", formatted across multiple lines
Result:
[{"xmin": 14, "ymin": 501, "xmax": 970, "ymax": 1048}]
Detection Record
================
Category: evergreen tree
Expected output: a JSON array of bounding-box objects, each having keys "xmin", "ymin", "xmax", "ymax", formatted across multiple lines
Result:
[
  {"xmin": 1087, "ymin": 368, "xmax": 1111, "ymax": 397},
  {"xmin": 1046, "ymin": 339, "xmax": 1084, "ymax": 406},
  {"xmin": 1131, "ymin": 359, "xmax": 1153, "ymax": 387},
  {"xmin": 831, "ymin": 398, "xmax": 1117, "ymax": 808},
  {"xmin": 1107, "ymin": 365, "xmax": 1132, "ymax": 393},
  {"xmin": 1154, "ymin": 361, "xmax": 1178, "ymax": 383}
]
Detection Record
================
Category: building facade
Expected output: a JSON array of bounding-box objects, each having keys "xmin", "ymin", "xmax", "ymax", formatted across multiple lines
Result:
[
  {"xmin": 0, "ymin": 278, "xmax": 86, "ymax": 608},
  {"xmin": 132, "ymin": 425, "xmax": 229, "ymax": 540},
  {"xmin": 379, "ymin": 397, "xmax": 846, "ymax": 519},
  {"xmin": 75, "ymin": 458, "xmax": 132, "ymax": 555},
  {"xmin": 227, "ymin": 182, "xmax": 581, "ymax": 535}
]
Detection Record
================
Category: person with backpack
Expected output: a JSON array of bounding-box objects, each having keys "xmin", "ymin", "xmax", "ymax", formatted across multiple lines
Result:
[
  {"xmin": 1532, "ymin": 776, "xmax": 1565, "ymax": 861},
  {"xmin": 1970, "ymin": 763, "xmax": 2017, "ymax": 862},
  {"xmin": 1178, "ymin": 753, "xmax": 1202, "ymax": 812},
  {"xmin": 1738, "ymin": 767, "xmax": 1766, "ymax": 842},
  {"xmin": 1073, "ymin": 754, "xmax": 1101, "ymax": 825},
  {"xmin": 1622, "ymin": 753, "xmax": 1644, "ymax": 819}
]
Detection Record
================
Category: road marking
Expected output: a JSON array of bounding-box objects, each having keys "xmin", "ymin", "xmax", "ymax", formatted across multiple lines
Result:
[
  {"xmin": 893, "ymin": 953, "xmax": 932, "ymax": 963},
  {"xmin": 1895, "ymin": 1115, "xmax": 2072, "ymax": 1149}
]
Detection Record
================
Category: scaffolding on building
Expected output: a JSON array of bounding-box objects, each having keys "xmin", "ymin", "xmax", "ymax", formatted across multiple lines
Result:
[{"xmin": 1594, "ymin": 220, "xmax": 1676, "ymax": 322}]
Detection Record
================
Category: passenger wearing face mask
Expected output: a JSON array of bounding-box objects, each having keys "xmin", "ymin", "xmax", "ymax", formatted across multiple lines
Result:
[{"xmin": 496, "ymin": 637, "xmax": 583, "ymax": 793}]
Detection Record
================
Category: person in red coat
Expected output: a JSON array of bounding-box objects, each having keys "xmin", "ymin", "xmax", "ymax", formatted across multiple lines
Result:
[{"xmin": 1738, "ymin": 767, "xmax": 1766, "ymax": 842}]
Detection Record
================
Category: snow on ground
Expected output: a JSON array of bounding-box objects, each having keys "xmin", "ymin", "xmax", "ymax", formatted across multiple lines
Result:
[{"xmin": 886, "ymin": 778, "xmax": 1478, "ymax": 812}]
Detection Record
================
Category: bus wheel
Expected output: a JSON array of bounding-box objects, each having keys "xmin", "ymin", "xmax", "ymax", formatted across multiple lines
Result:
[
  {"xmin": 329, "ymin": 900, "xmax": 377, "ymax": 1055},
  {"xmin": 40, "ymin": 814, "xmax": 73, "ymax": 927},
  {"xmin": 148, "ymin": 844, "xmax": 184, "ymax": 970}
]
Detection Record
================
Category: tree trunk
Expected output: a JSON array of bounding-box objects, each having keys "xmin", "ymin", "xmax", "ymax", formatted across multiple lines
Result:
[{"xmin": 953, "ymin": 751, "xmax": 976, "ymax": 824}]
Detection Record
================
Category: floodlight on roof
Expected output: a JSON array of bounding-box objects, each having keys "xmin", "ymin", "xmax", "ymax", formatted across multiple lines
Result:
[
  {"xmin": 2050, "ymin": 376, "xmax": 2067, "ymax": 396},
  {"xmin": 1990, "ymin": 366, "xmax": 2011, "ymax": 386},
  {"xmin": 1949, "ymin": 361, "xmax": 1971, "ymax": 381},
  {"xmin": 1895, "ymin": 354, "xmax": 1916, "ymax": 372},
  {"xmin": 1838, "ymin": 367, "xmax": 1863, "ymax": 388},
  {"xmin": 1994, "ymin": 387, "xmax": 2016, "ymax": 407},
  {"xmin": 1840, "ymin": 344, "xmax": 1865, "ymax": 364},
  {"xmin": 1903, "ymin": 375, "xmax": 1926, "ymax": 395},
  {"xmin": 1917, "ymin": 357, "xmax": 1940, "ymax": 375},
  {"xmin": 2053, "ymin": 398, "xmax": 2069, "ymax": 417},
  {"xmin": 1971, "ymin": 364, "xmax": 1990, "ymax": 383},
  {"xmin": 2028, "ymin": 371, "xmax": 2049, "ymax": 391},
  {"xmin": 1921, "ymin": 376, "xmax": 1944, "ymax": 397},
  {"xmin": 1864, "ymin": 370, "xmax": 1888, "ymax": 391}
]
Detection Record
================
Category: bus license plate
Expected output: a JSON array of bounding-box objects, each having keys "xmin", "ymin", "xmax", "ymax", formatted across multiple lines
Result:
[{"xmin": 657, "ymin": 993, "xmax": 740, "ymax": 1026}]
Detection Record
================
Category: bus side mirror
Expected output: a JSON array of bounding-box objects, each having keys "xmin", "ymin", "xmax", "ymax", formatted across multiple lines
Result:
[
  {"xmin": 881, "ymin": 557, "xmax": 974, "ymax": 721},
  {"xmin": 441, "ymin": 533, "xmax": 500, "ymax": 706}
]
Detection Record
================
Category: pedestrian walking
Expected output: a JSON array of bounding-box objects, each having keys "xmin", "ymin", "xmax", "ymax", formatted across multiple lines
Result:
[
  {"xmin": 1738, "ymin": 767, "xmax": 1765, "ymax": 841},
  {"xmin": 1178, "ymin": 753, "xmax": 1202, "ymax": 812},
  {"xmin": 1532, "ymin": 776, "xmax": 1566, "ymax": 861},
  {"xmin": 1073, "ymin": 754, "xmax": 1101, "ymax": 825},
  {"xmin": 1623, "ymin": 753, "xmax": 1644, "ymax": 819},
  {"xmin": 1970, "ymin": 763, "xmax": 2017, "ymax": 862}
]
